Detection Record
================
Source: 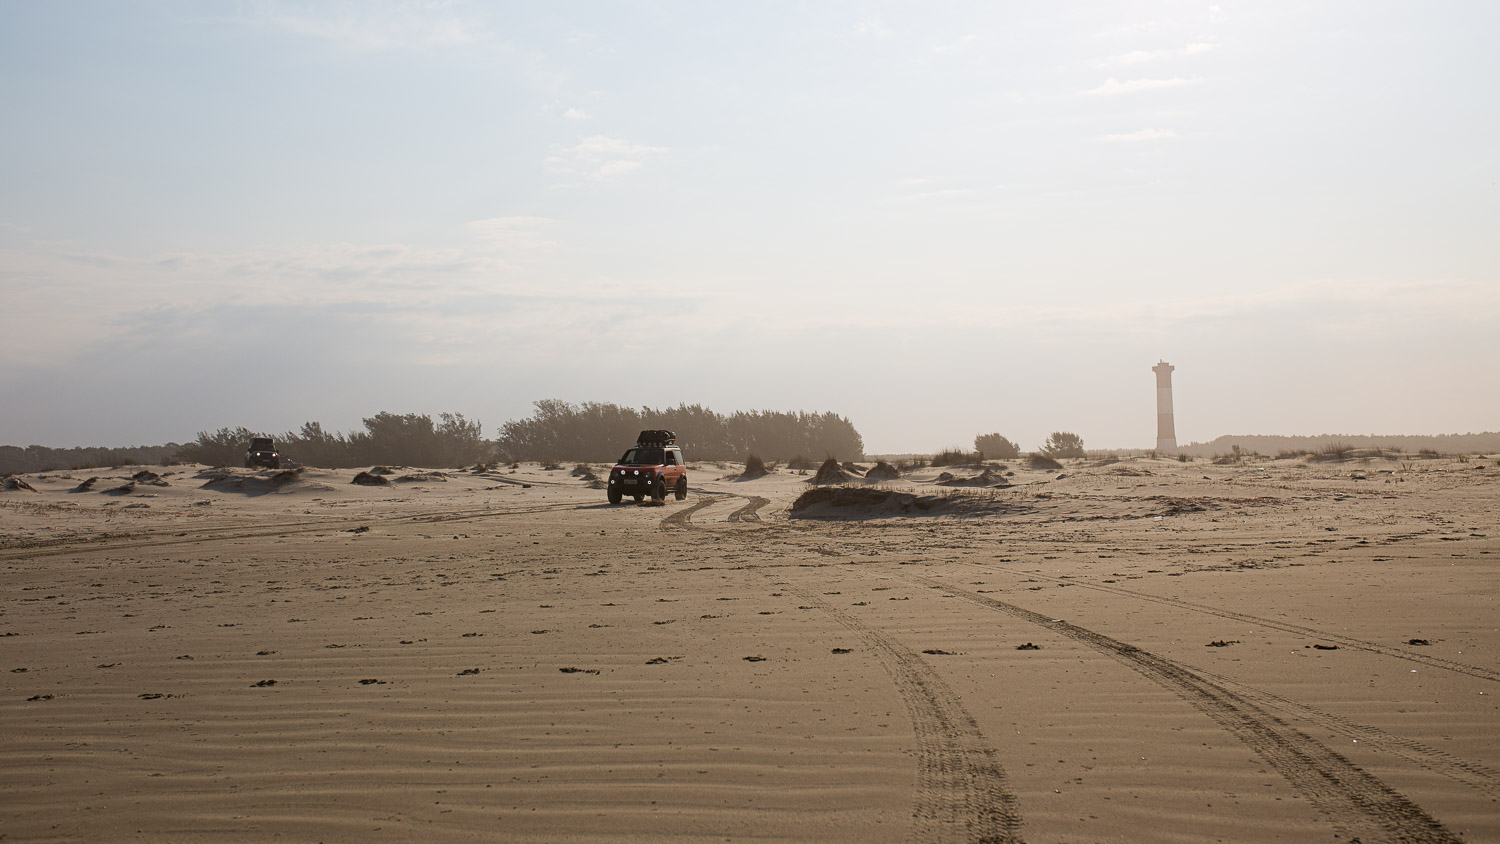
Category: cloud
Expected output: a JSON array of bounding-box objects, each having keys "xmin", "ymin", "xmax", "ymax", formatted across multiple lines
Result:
[
  {"xmin": 1101, "ymin": 128, "xmax": 1178, "ymax": 142},
  {"xmin": 562, "ymin": 107, "xmax": 589, "ymax": 120},
  {"xmin": 244, "ymin": 0, "xmax": 489, "ymax": 51},
  {"xmin": 1115, "ymin": 42, "xmax": 1216, "ymax": 65},
  {"xmin": 932, "ymin": 34, "xmax": 978, "ymax": 54},
  {"xmin": 465, "ymin": 216, "xmax": 554, "ymax": 251},
  {"xmin": 1084, "ymin": 77, "xmax": 1196, "ymax": 95},
  {"xmin": 545, "ymin": 135, "xmax": 666, "ymax": 182},
  {"xmin": 853, "ymin": 18, "xmax": 892, "ymax": 39}
]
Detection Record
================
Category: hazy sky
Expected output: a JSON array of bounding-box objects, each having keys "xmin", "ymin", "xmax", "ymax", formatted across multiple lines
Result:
[{"xmin": 3, "ymin": 1, "xmax": 1496, "ymax": 453}]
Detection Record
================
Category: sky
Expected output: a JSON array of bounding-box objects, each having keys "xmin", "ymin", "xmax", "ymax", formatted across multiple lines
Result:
[{"xmin": 2, "ymin": 1, "xmax": 1496, "ymax": 454}]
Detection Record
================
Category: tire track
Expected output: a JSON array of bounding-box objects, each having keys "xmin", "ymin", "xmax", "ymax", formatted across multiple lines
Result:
[
  {"xmin": 660, "ymin": 497, "xmax": 720, "ymax": 530},
  {"xmin": 785, "ymin": 584, "xmax": 1023, "ymax": 843},
  {"xmin": 910, "ymin": 574, "xmax": 1461, "ymax": 844},
  {"xmin": 975, "ymin": 563, "xmax": 1500, "ymax": 683},
  {"xmin": 1190, "ymin": 666, "xmax": 1500, "ymax": 797},
  {"xmin": 727, "ymin": 495, "xmax": 769, "ymax": 522},
  {"xmin": 0, "ymin": 501, "xmax": 586, "ymax": 561}
]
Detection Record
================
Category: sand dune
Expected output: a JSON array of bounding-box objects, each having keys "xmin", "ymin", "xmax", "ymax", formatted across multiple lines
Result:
[{"xmin": 1, "ymin": 456, "xmax": 1496, "ymax": 841}]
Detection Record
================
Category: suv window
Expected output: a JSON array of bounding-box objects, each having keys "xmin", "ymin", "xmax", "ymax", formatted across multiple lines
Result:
[
  {"xmin": 620, "ymin": 447, "xmax": 664, "ymax": 465},
  {"xmin": 663, "ymin": 450, "xmax": 677, "ymax": 466}
]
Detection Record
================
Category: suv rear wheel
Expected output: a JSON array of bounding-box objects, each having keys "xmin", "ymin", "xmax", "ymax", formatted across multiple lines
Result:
[{"xmin": 674, "ymin": 477, "xmax": 687, "ymax": 500}]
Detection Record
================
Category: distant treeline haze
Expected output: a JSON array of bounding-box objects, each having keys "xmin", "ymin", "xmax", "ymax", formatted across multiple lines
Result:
[
  {"xmin": 1181, "ymin": 432, "xmax": 1500, "ymax": 457},
  {"xmin": 107, "ymin": 402, "xmax": 862, "ymax": 471},
  {"xmin": 496, "ymin": 400, "xmax": 864, "ymax": 463},
  {"xmin": 176, "ymin": 412, "xmax": 489, "ymax": 469}
]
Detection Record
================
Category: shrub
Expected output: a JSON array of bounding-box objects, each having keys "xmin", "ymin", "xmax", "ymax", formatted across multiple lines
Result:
[
  {"xmin": 743, "ymin": 453, "xmax": 768, "ymax": 478},
  {"xmin": 931, "ymin": 448, "xmax": 979, "ymax": 467},
  {"xmin": 1027, "ymin": 453, "xmax": 1063, "ymax": 471},
  {"xmin": 1041, "ymin": 431, "xmax": 1085, "ymax": 459},
  {"xmin": 786, "ymin": 455, "xmax": 816, "ymax": 471},
  {"xmin": 974, "ymin": 433, "xmax": 1020, "ymax": 460}
]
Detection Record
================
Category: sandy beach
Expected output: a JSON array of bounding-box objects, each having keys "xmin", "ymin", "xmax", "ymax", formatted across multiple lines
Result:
[{"xmin": 2, "ymin": 456, "xmax": 1496, "ymax": 842}]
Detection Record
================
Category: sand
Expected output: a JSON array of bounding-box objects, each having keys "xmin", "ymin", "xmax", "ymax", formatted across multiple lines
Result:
[{"xmin": 1, "ymin": 456, "xmax": 1496, "ymax": 842}]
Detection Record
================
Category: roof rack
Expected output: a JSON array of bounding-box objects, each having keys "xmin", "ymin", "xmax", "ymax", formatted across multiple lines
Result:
[{"xmin": 636, "ymin": 429, "xmax": 676, "ymax": 447}]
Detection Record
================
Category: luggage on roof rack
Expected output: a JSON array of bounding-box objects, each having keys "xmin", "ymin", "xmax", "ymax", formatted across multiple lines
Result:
[{"xmin": 637, "ymin": 430, "xmax": 676, "ymax": 446}]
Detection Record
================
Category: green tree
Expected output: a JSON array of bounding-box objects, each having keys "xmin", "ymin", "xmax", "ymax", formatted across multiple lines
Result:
[
  {"xmin": 1041, "ymin": 431, "xmax": 1085, "ymax": 459},
  {"xmin": 974, "ymin": 433, "xmax": 1020, "ymax": 459}
]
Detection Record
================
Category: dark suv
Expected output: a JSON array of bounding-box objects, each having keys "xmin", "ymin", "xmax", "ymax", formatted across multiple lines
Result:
[
  {"xmin": 245, "ymin": 437, "xmax": 280, "ymax": 469},
  {"xmin": 607, "ymin": 430, "xmax": 688, "ymax": 504}
]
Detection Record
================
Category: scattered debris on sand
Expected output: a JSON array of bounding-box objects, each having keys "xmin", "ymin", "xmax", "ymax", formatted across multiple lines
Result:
[
  {"xmin": 2, "ymin": 477, "xmax": 37, "ymax": 492},
  {"xmin": 1016, "ymin": 642, "xmax": 1041, "ymax": 651},
  {"xmin": 864, "ymin": 461, "xmax": 900, "ymax": 482},
  {"xmin": 395, "ymin": 472, "xmax": 449, "ymax": 483},
  {"xmin": 809, "ymin": 458, "xmax": 855, "ymax": 485},
  {"xmin": 352, "ymin": 471, "xmax": 392, "ymax": 486}
]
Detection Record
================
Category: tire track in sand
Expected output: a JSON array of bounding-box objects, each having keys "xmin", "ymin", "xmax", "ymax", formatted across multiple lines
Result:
[
  {"xmin": 974, "ymin": 562, "xmax": 1500, "ymax": 683},
  {"xmin": 786, "ymin": 584, "xmax": 1023, "ymax": 843},
  {"xmin": 910, "ymin": 574, "xmax": 1460, "ymax": 844},
  {"xmin": 727, "ymin": 495, "xmax": 769, "ymax": 522},
  {"xmin": 660, "ymin": 497, "xmax": 720, "ymax": 530}
]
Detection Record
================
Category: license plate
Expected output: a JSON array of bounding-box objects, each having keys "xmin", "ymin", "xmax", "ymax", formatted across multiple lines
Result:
[{"xmin": 623, "ymin": 478, "xmax": 637, "ymax": 485}]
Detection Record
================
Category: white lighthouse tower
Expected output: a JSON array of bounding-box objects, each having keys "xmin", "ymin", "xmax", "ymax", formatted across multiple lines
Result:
[{"xmin": 1152, "ymin": 360, "xmax": 1177, "ymax": 454}]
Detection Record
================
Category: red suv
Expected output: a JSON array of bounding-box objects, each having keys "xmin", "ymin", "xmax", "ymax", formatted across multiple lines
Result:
[{"xmin": 608, "ymin": 430, "xmax": 688, "ymax": 504}]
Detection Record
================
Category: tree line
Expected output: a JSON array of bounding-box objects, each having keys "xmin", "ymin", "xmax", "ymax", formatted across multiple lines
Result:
[
  {"xmin": 495, "ymin": 400, "xmax": 864, "ymax": 463},
  {"xmin": 175, "ymin": 412, "xmax": 489, "ymax": 469}
]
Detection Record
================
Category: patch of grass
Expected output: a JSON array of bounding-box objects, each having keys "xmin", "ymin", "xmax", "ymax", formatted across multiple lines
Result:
[
  {"xmin": 1026, "ymin": 453, "xmax": 1062, "ymax": 471},
  {"xmin": 931, "ymin": 448, "xmax": 980, "ymax": 467},
  {"xmin": 785, "ymin": 455, "xmax": 816, "ymax": 471}
]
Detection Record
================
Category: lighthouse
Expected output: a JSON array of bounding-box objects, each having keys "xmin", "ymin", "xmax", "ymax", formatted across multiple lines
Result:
[{"xmin": 1153, "ymin": 360, "xmax": 1177, "ymax": 453}]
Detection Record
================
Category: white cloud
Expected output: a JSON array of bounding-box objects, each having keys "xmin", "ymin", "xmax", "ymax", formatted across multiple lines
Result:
[
  {"xmin": 465, "ymin": 216, "xmax": 554, "ymax": 251},
  {"xmin": 853, "ymin": 18, "xmax": 892, "ymax": 39},
  {"xmin": 562, "ymin": 107, "xmax": 588, "ymax": 120},
  {"xmin": 244, "ymin": 0, "xmax": 488, "ymax": 51},
  {"xmin": 545, "ymin": 135, "xmax": 666, "ymax": 182},
  {"xmin": 1115, "ymin": 42, "xmax": 1216, "ymax": 65},
  {"xmin": 933, "ymin": 34, "xmax": 978, "ymax": 54},
  {"xmin": 1102, "ymin": 128, "xmax": 1178, "ymax": 142},
  {"xmin": 1085, "ymin": 77, "xmax": 1196, "ymax": 95}
]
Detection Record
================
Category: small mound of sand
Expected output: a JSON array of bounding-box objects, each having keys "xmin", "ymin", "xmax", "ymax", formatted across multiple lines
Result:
[
  {"xmin": 840, "ymin": 461, "xmax": 865, "ymax": 476},
  {"xmin": 809, "ymin": 458, "xmax": 854, "ymax": 485},
  {"xmin": 104, "ymin": 481, "xmax": 137, "ymax": 495},
  {"xmin": 791, "ymin": 487, "xmax": 954, "ymax": 519},
  {"xmin": 200, "ymin": 468, "xmax": 315, "ymax": 495},
  {"xmin": 1028, "ymin": 454, "xmax": 1063, "ymax": 471},
  {"xmin": 353, "ymin": 471, "xmax": 392, "ymax": 486},
  {"xmin": 864, "ymin": 461, "xmax": 900, "ymax": 482},
  {"xmin": 395, "ymin": 472, "xmax": 449, "ymax": 483},
  {"xmin": 3, "ymin": 477, "xmax": 37, "ymax": 492},
  {"xmin": 131, "ymin": 470, "xmax": 169, "ymax": 486},
  {"xmin": 71, "ymin": 477, "xmax": 99, "ymax": 493},
  {"xmin": 368, "ymin": 466, "xmax": 396, "ymax": 475},
  {"xmin": 936, "ymin": 468, "xmax": 1010, "ymax": 488}
]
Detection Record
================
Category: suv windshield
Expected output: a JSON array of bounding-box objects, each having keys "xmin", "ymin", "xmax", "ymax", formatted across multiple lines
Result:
[
  {"xmin": 250, "ymin": 439, "xmax": 274, "ymax": 450},
  {"xmin": 619, "ymin": 447, "xmax": 664, "ymax": 465}
]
